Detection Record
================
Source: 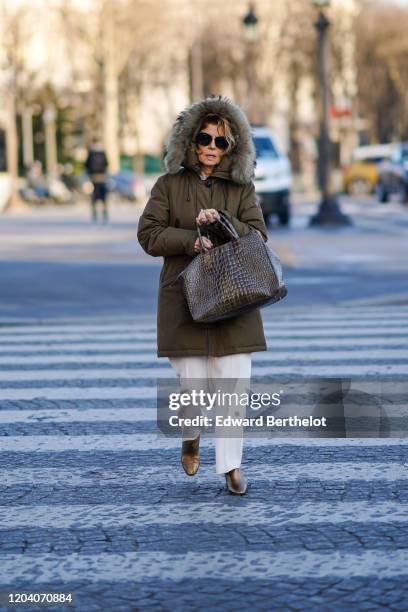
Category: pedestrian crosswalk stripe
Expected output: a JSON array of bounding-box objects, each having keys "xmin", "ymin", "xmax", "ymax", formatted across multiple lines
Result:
[
  {"xmin": 0, "ymin": 305, "xmax": 406, "ymax": 599},
  {"xmin": 0, "ymin": 435, "xmax": 406, "ymax": 452},
  {"xmin": 0, "ymin": 408, "xmax": 155, "ymax": 423},
  {"xmin": 0, "ymin": 342, "xmax": 157, "ymax": 353},
  {"xmin": 0, "ymin": 307, "xmax": 406, "ymax": 333},
  {"xmin": 2, "ymin": 463, "xmax": 406, "ymax": 486},
  {"xmin": 0, "ymin": 307, "xmax": 405, "ymax": 326},
  {"xmin": 1, "ymin": 327, "xmax": 408, "ymax": 343},
  {"xmin": 0, "ymin": 367, "xmax": 176, "ymax": 381},
  {"xmin": 0, "ymin": 365, "xmax": 407, "ymax": 400},
  {"xmin": 1, "ymin": 318, "xmax": 407, "ymax": 337},
  {"xmin": 0, "ymin": 387, "xmax": 157, "ymax": 400},
  {"xmin": 0, "ymin": 356, "xmax": 406, "ymax": 379},
  {"xmin": 0, "ymin": 362, "xmax": 407, "ymax": 385},
  {"xmin": 262, "ymin": 320, "xmax": 408, "ymax": 328},
  {"xmin": 0, "ymin": 348, "xmax": 406, "ymax": 366},
  {"xmin": 0, "ymin": 404, "xmax": 406, "ymax": 422},
  {"xmin": 0, "ymin": 550, "xmax": 408, "ymax": 583},
  {"xmin": 1, "ymin": 336, "xmax": 406, "ymax": 353},
  {"xmin": 0, "ymin": 501, "xmax": 407, "ymax": 529}
]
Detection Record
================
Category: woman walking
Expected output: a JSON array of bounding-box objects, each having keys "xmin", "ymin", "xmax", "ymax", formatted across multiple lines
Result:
[{"xmin": 137, "ymin": 96, "xmax": 268, "ymax": 495}]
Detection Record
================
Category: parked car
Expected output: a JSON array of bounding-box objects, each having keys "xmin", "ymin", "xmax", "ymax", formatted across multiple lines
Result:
[
  {"xmin": 376, "ymin": 142, "xmax": 408, "ymax": 203},
  {"xmin": 252, "ymin": 126, "xmax": 292, "ymax": 226},
  {"xmin": 342, "ymin": 144, "xmax": 394, "ymax": 196}
]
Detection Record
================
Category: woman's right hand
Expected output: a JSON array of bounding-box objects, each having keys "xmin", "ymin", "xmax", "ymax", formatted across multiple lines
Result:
[{"xmin": 194, "ymin": 236, "xmax": 213, "ymax": 253}]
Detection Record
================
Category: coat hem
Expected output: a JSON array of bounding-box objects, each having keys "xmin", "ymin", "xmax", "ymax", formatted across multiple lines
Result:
[{"xmin": 158, "ymin": 344, "xmax": 267, "ymax": 358}]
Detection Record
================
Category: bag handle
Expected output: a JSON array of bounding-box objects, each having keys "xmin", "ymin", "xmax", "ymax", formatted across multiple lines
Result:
[
  {"xmin": 217, "ymin": 211, "xmax": 240, "ymax": 240},
  {"xmin": 196, "ymin": 211, "xmax": 240, "ymax": 251},
  {"xmin": 196, "ymin": 223, "xmax": 210, "ymax": 252}
]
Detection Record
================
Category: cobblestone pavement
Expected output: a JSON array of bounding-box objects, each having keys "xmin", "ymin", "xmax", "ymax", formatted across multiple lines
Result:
[{"xmin": 0, "ymin": 305, "xmax": 408, "ymax": 611}]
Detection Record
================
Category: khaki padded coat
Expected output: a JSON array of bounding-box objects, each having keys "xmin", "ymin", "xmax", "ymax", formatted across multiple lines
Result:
[{"xmin": 137, "ymin": 96, "xmax": 268, "ymax": 358}]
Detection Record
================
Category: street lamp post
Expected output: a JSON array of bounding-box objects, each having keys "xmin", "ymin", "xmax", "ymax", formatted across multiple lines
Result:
[
  {"xmin": 242, "ymin": 4, "xmax": 259, "ymax": 125},
  {"xmin": 190, "ymin": 37, "xmax": 204, "ymax": 102},
  {"xmin": 310, "ymin": 0, "xmax": 351, "ymax": 226},
  {"xmin": 189, "ymin": 0, "xmax": 204, "ymax": 102}
]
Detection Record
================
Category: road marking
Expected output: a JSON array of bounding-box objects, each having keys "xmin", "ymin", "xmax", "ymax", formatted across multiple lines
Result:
[
  {"xmin": 1, "ymin": 328, "xmax": 408, "ymax": 343},
  {"xmin": 1, "ymin": 369, "xmax": 407, "ymax": 400},
  {"xmin": 2, "ymin": 336, "xmax": 407, "ymax": 353},
  {"xmin": 0, "ymin": 342, "xmax": 157, "ymax": 352},
  {"xmin": 1, "ymin": 318, "xmax": 408, "ymax": 336},
  {"xmin": 0, "ymin": 362, "xmax": 407, "ymax": 384},
  {"xmin": 0, "ymin": 408, "xmax": 155, "ymax": 423},
  {"xmin": 1, "ymin": 310, "xmax": 407, "ymax": 334},
  {"xmin": 2, "ymin": 463, "xmax": 406, "ymax": 486},
  {"xmin": 0, "ymin": 501, "xmax": 407, "ymax": 530},
  {"xmin": 0, "ymin": 348, "xmax": 407, "ymax": 366},
  {"xmin": 0, "ymin": 403, "xmax": 404, "ymax": 421},
  {"xmin": 0, "ymin": 387, "xmax": 158, "ymax": 400},
  {"xmin": 0, "ymin": 305, "xmax": 405, "ymax": 324},
  {"xmin": 0, "ymin": 306, "xmax": 406, "ymax": 597},
  {"xmin": 1, "ymin": 550, "xmax": 408, "ymax": 582},
  {"xmin": 0, "ymin": 435, "xmax": 406, "ymax": 452}
]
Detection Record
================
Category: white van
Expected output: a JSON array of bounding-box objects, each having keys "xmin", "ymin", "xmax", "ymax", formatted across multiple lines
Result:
[{"xmin": 252, "ymin": 126, "xmax": 292, "ymax": 225}]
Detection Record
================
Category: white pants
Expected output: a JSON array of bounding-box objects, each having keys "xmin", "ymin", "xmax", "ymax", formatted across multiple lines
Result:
[{"xmin": 168, "ymin": 354, "xmax": 252, "ymax": 474}]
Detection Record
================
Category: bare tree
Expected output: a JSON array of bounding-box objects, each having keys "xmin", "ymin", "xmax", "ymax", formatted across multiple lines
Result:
[
  {"xmin": 0, "ymin": 1, "xmax": 37, "ymax": 210},
  {"xmin": 57, "ymin": 0, "xmax": 183, "ymax": 172},
  {"xmin": 356, "ymin": 0, "xmax": 408, "ymax": 142}
]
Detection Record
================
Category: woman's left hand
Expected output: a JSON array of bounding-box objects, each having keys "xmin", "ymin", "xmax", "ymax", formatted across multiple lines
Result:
[{"xmin": 196, "ymin": 208, "xmax": 220, "ymax": 225}]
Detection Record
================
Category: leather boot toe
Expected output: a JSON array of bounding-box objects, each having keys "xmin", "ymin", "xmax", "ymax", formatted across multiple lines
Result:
[
  {"xmin": 181, "ymin": 436, "xmax": 200, "ymax": 476},
  {"xmin": 225, "ymin": 468, "xmax": 247, "ymax": 495}
]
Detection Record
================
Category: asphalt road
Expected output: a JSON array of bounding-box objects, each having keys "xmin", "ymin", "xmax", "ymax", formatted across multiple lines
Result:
[
  {"xmin": 0, "ymin": 195, "xmax": 407, "ymax": 321},
  {"xmin": 0, "ymin": 195, "xmax": 407, "ymax": 611},
  {"xmin": 0, "ymin": 261, "xmax": 407, "ymax": 321}
]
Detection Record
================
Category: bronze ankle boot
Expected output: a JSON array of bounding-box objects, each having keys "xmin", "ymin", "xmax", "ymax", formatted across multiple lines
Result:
[
  {"xmin": 181, "ymin": 436, "xmax": 200, "ymax": 476},
  {"xmin": 225, "ymin": 468, "xmax": 247, "ymax": 495}
]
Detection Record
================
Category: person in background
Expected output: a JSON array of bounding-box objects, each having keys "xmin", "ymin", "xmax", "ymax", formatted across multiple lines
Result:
[
  {"xmin": 85, "ymin": 139, "xmax": 109, "ymax": 222},
  {"xmin": 26, "ymin": 160, "xmax": 48, "ymax": 200}
]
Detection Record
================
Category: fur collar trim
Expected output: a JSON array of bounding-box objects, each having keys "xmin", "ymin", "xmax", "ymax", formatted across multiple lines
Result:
[{"xmin": 164, "ymin": 95, "xmax": 255, "ymax": 185}]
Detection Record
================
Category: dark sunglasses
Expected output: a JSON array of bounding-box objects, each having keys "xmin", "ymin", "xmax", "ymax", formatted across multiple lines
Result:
[{"xmin": 195, "ymin": 132, "xmax": 229, "ymax": 150}]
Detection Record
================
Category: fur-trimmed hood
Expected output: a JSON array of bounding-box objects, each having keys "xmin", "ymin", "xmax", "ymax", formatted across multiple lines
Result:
[{"xmin": 164, "ymin": 96, "xmax": 256, "ymax": 185}]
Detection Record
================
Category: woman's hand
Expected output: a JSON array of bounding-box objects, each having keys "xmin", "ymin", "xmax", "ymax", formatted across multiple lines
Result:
[
  {"xmin": 194, "ymin": 236, "xmax": 213, "ymax": 253},
  {"xmin": 196, "ymin": 208, "xmax": 220, "ymax": 225}
]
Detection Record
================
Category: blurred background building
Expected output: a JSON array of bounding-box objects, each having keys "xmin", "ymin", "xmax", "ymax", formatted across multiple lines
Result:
[{"xmin": 1, "ymin": 0, "xmax": 407, "ymax": 205}]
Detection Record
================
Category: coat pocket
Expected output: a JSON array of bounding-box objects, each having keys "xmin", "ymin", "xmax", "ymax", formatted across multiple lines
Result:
[
  {"xmin": 161, "ymin": 274, "xmax": 180, "ymax": 289},
  {"xmin": 159, "ymin": 257, "xmax": 190, "ymax": 288}
]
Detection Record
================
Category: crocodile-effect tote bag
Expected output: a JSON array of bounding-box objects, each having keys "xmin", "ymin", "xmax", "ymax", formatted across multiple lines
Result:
[{"xmin": 178, "ymin": 212, "xmax": 287, "ymax": 323}]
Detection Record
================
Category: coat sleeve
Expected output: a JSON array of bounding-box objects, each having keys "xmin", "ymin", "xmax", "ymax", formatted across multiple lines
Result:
[
  {"xmin": 137, "ymin": 175, "xmax": 198, "ymax": 257},
  {"xmin": 218, "ymin": 182, "xmax": 268, "ymax": 242}
]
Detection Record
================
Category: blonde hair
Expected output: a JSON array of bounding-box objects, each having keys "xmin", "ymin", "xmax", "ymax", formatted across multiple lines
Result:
[{"xmin": 192, "ymin": 114, "xmax": 236, "ymax": 153}]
